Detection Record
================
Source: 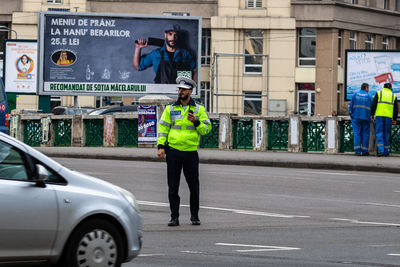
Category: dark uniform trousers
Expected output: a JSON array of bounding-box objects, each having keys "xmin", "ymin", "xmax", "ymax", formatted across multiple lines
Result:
[{"xmin": 166, "ymin": 148, "xmax": 199, "ymax": 219}]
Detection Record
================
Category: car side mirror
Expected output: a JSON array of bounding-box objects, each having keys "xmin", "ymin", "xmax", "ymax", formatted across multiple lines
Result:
[{"xmin": 35, "ymin": 164, "xmax": 49, "ymax": 187}]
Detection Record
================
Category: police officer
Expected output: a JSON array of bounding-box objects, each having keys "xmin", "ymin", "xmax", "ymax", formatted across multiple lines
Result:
[
  {"xmin": 157, "ymin": 77, "xmax": 212, "ymax": 226},
  {"xmin": 371, "ymin": 83, "xmax": 398, "ymax": 157},
  {"xmin": 348, "ymin": 83, "xmax": 372, "ymax": 156}
]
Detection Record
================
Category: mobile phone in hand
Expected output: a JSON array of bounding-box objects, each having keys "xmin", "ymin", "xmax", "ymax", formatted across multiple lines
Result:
[{"xmin": 189, "ymin": 110, "xmax": 193, "ymax": 114}]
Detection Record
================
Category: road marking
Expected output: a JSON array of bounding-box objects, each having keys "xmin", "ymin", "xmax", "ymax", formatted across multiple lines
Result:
[
  {"xmin": 388, "ymin": 254, "xmax": 400, "ymax": 256},
  {"xmin": 181, "ymin": 251, "xmax": 206, "ymax": 254},
  {"xmin": 330, "ymin": 218, "xmax": 400, "ymax": 227},
  {"xmin": 138, "ymin": 200, "xmax": 310, "ymax": 219},
  {"xmin": 303, "ymin": 171, "xmax": 360, "ymax": 176},
  {"xmin": 138, "ymin": 253, "xmax": 165, "ymax": 257},
  {"xmin": 215, "ymin": 243, "xmax": 300, "ymax": 252}
]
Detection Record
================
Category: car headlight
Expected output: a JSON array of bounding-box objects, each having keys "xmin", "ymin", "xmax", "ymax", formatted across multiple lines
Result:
[{"xmin": 116, "ymin": 186, "xmax": 141, "ymax": 213}]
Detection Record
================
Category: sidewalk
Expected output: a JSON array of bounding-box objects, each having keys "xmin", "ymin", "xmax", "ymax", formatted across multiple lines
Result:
[{"xmin": 36, "ymin": 146, "xmax": 400, "ymax": 174}]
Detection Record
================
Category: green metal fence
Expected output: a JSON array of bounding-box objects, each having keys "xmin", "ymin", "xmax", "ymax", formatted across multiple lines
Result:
[
  {"xmin": 232, "ymin": 119, "xmax": 253, "ymax": 149},
  {"xmin": 390, "ymin": 124, "xmax": 400, "ymax": 153},
  {"xmin": 54, "ymin": 119, "xmax": 72, "ymax": 147},
  {"xmin": 267, "ymin": 120, "xmax": 288, "ymax": 151},
  {"xmin": 24, "ymin": 120, "xmax": 41, "ymax": 147},
  {"xmin": 302, "ymin": 121, "xmax": 325, "ymax": 152},
  {"xmin": 117, "ymin": 119, "xmax": 138, "ymax": 147},
  {"xmin": 85, "ymin": 119, "xmax": 103, "ymax": 147},
  {"xmin": 200, "ymin": 119, "xmax": 219, "ymax": 148},
  {"xmin": 339, "ymin": 120, "xmax": 354, "ymax": 153}
]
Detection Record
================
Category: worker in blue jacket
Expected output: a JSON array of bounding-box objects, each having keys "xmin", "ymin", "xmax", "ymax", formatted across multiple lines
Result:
[{"xmin": 348, "ymin": 83, "xmax": 372, "ymax": 156}]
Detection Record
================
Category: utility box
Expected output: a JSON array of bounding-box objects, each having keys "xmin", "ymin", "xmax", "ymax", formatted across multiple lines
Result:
[{"xmin": 268, "ymin": 99, "xmax": 287, "ymax": 116}]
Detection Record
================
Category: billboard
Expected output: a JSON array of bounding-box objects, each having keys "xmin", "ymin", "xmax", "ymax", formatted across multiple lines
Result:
[
  {"xmin": 38, "ymin": 12, "xmax": 201, "ymax": 97},
  {"xmin": 3, "ymin": 40, "xmax": 37, "ymax": 94},
  {"xmin": 138, "ymin": 105, "xmax": 157, "ymax": 143},
  {"xmin": 345, "ymin": 50, "xmax": 400, "ymax": 100}
]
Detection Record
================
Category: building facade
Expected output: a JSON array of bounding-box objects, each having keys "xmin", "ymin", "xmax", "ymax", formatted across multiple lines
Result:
[{"xmin": 1, "ymin": 0, "xmax": 400, "ymax": 115}]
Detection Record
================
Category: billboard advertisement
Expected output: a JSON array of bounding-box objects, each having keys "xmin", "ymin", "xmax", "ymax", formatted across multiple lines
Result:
[
  {"xmin": 38, "ymin": 12, "xmax": 201, "ymax": 97},
  {"xmin": 138, "ymin": 105, "xmax": 157, "ymax": 143},
  {"xmin": 345, "ymin": 50, "xmax": 400, "ymax": 100},
  {"xmin": 3, "ymin": 40, "xmax": 37, "ymax": 94}
]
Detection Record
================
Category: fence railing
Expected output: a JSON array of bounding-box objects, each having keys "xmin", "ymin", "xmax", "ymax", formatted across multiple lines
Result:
[{"xmin": 9, "ymin": 113, "xmax": 400, "ymax": 154}]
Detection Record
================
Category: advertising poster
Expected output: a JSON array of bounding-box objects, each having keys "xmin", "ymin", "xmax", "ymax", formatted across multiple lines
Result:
[
  {"xmin": 138, "ymin": 105, "xmax": 157, "ymax": 143},
  {"xmin": 4, "ymin": 40, "xmax": 37, "ymax": 94},
  {"xmin": 345, "ymin": 50, "xmax": 400, "ymax": 100},
  {"xmin": 38, "ymin": 12, "xmax": 201, "ymax": 97}
]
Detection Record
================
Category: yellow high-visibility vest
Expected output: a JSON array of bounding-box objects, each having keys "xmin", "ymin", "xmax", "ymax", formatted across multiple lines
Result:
[
  {"xmin": 157, "ymin": 99, "xmax": 212, "ymax": 151},
  {"xmin": 375, "ymin": 88, "xmax": 396, "ymax": 118}
]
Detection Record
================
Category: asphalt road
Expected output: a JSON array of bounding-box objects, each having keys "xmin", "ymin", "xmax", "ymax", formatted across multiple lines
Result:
[{"xmin": 55, "ymin": 158, "xmax": 400, "ymax": 267}]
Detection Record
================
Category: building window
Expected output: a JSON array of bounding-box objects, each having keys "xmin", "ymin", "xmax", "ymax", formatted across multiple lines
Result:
[
  {"xmin": 384, "ymin": 0, "xmax": 390, "ymax": 9},
  {"xmin": 382, "ymin": 36, "xmax": 389, "ymax": 50},
  {"xmin": 200, "ymin": 81, "xmax": 210, "ymax": 112},
  {"xmin": 349, "ymin": 31, "xmax": 357, "ymax": 49},
  {"xmin": 247, "ymin": 0, "xmax": 262, "ymax": 8},
  {"xmin": 365, "ymin": 33, "xmax": 374, "ymax": 50},
  {"xmin": 297, "ymin": 83, "xmax": 315, "ymax": 116},
  {"xmin": 352, "ymin": 0, "xmax": 358, "ymax": 3},
  {"xmin": 243, "ymin": 92, "xmax": 262, "ymax": 115},
  {"xmin": 47, "ymin": 0, "xmax": 62, "ymax": 3},
  {"xmin": 298, "ymin": 28, "xmax": 316, "ymax": 66},
  {"xmin": 396, "ymin": 0, "xmax": 400, "ymax": 11},
  {"xmin": 244, "ymin": 30, "xmax": 263, "ymax": 73},
  {"xmin": 338, "ymin": 30, "xmax": 343, "ymax": 66},
  {"xmin": 201, "ymin": 29, "xmax": 211, "ymax": 65}
]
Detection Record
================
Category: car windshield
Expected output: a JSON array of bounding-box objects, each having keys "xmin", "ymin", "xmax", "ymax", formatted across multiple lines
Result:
[{"xmin": 88, "ymin": 108, "xmax": 109, "ymax": 115}]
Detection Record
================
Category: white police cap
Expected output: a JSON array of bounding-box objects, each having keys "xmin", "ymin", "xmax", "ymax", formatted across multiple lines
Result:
[{"xmin": 176, "ymin": 76, "xmax": 196, "ymax": 90}]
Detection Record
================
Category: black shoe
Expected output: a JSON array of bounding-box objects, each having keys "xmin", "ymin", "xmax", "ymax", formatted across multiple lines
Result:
[
  {"xmin": 190, "ymin": 216, "xmax": 201, "ymax": 225},
  {"xmin": 362, "ymin": 152, "xmax": 370, "ymax": 156},
  {"xmin": 377, "ymin": 153, "xmax": 384, "ymax": 157},
  {"xmin": 354, "ymin": 153, "xmax": 361, "ymax": 156},
  {"xmin": 168, "ymin": 218, "xmax": 179, "ymax": 226}
]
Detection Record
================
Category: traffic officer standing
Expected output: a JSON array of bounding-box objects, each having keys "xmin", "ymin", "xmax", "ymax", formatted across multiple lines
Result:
[
  {"xmin": 348, "ymin": 83, "xmax": 372, "ymax": 156},
  {"xmin": 157, "ymin": 77, "xmax": 212, "ymax": 226},
  {"xmin": 371, "ymin": 83, "xmax": 398, "ymax": 157}
]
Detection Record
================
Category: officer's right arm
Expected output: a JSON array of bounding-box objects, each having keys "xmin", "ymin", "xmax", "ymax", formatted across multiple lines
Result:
[{"xmin": 157, "ymin": 105, "xmax": 171, "ymax": 150}]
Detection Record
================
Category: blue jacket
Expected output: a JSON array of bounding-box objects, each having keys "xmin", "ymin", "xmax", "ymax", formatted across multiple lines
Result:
[
  {"xmin": 349, "ymin": 89, "xmax": 372, "ymax": 121},
  {"xmin": 138, "ymin": 45, "xmax": 196, "ymax": 74}
]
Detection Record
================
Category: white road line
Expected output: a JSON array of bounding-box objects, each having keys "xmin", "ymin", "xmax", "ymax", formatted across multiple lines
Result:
[
  {"xmin": 137, "ymin": 200, "xmax": 310, "ymax": 219},
  {"xmin": 181, "ymin": 251, "xmax": 206, "ymax": 254},
  {"xmin": 215, "ymin": 243, "xmax": 300, "ymax": 252},
  {"xmin": 387, "ymin": 254, "xmax": 400, "ymax": 257},
  {"xmin": 303, "ymin": 171, "xmax": 360, "ymax": 176},
  {"xmin": 138, "ymin": 254, "xmax": 165, "ymax": 257},
  {"xmin": 330, "ymin": 218, "xmax": 400, "ymax": 227}
]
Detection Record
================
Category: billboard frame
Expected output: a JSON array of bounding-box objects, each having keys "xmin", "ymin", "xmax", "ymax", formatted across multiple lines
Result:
[{"xmin": 37, "ymin": 11, "xmax": 202, "ymax": 98}]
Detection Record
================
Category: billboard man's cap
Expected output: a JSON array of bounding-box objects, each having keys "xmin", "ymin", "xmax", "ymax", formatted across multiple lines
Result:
[
  {"xmin": 164, "ymin": 24, "xmax": 181, "ymax": 33},
  {"xmin": 384, "ymin": 82, "xmax": 392, "ymax": 89},
  {"xmin": 176, "ymin": 76, "xmax": 196, "ymax": 90}
]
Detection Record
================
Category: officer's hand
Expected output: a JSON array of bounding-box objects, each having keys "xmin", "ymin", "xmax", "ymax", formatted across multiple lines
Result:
[
  {"xmin": 187, "ymin": 112, "xmax": 197, "ymax": 123},
  {"xmin": 136, "ymin": 38, "xmax": 148, "ymax": 49},
  {"xmin": 392, "ymin": 120, "xmax": 397, "ymax": 125},
  {"xmin": 157, "ymin": 148, "xmax": 166, "ymax": 159},
  {"xmin": 371, "ymin": 116, "xmax": 374, "ymax": 121}
]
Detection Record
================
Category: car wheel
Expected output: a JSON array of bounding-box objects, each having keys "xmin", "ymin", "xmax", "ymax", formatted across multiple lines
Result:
[{"xmin": 60, "ymin": 219, "xmax": 124, "ymax": 267}]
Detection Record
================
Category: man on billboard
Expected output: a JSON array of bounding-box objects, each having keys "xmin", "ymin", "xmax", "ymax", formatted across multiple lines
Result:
[{"xmin": 133, "ymin": 24, "xmax": 197, "ymax": 84}]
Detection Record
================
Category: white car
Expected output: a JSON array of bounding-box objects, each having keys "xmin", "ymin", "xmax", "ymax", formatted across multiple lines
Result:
[{"xmin": 0, "ymin": 132, "xmax": 142, "ymax": 266}]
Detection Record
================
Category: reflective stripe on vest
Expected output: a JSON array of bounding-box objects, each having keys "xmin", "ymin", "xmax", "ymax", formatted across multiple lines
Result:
[{"xmin": 376, "ymin": 89, "xmax": 395, "ymax": 118}]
